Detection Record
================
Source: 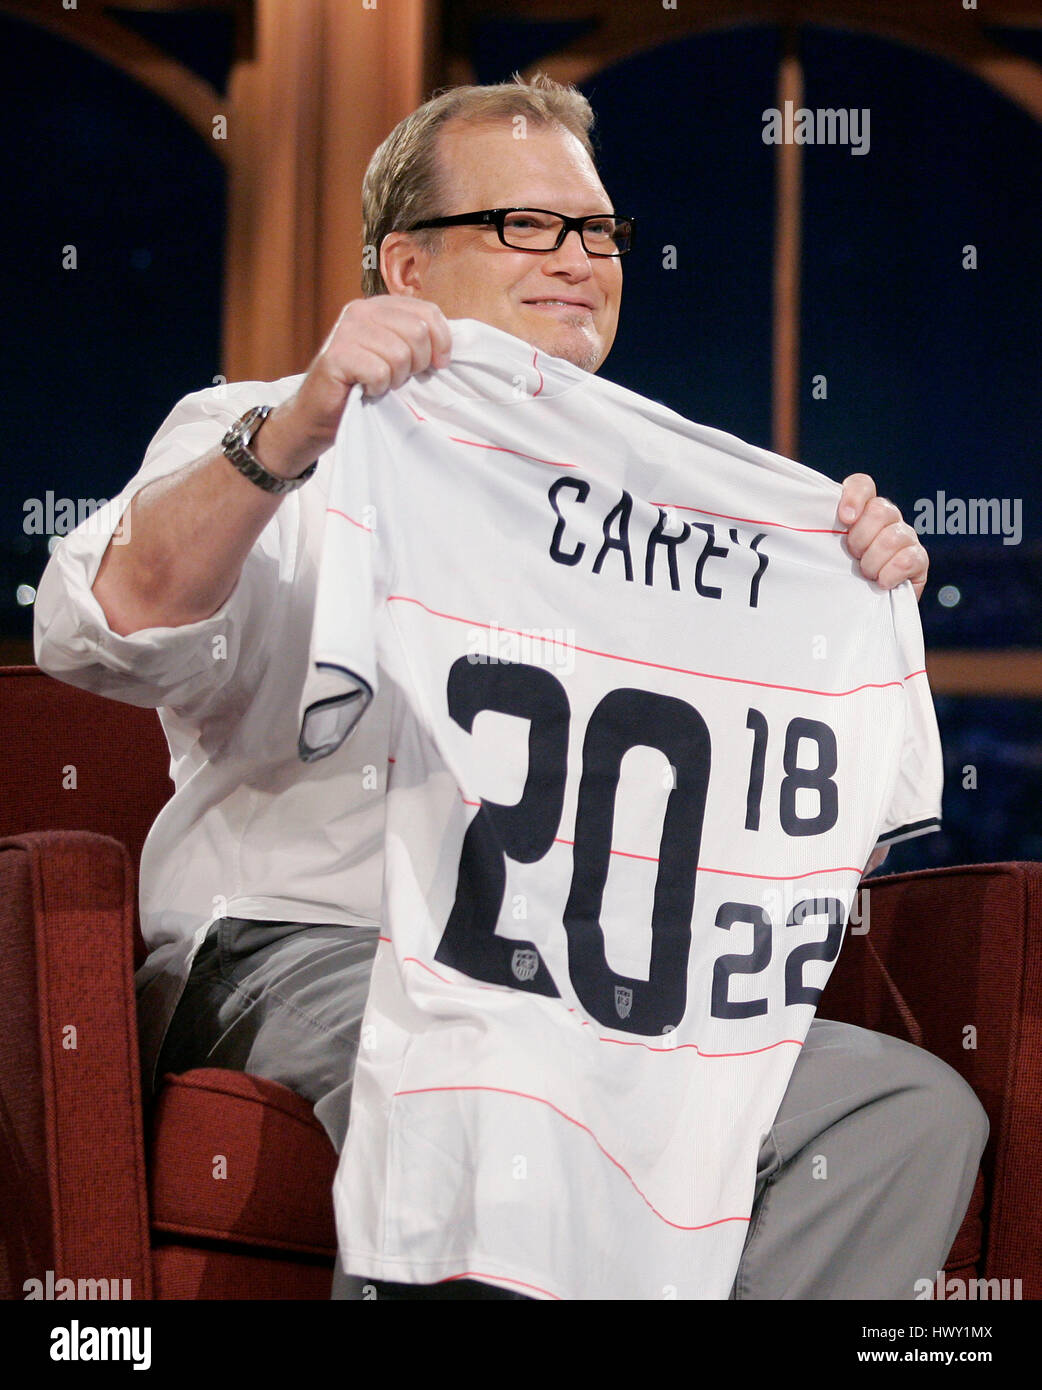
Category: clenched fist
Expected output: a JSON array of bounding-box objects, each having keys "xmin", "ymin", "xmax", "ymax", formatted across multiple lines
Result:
[{"xmin": 253, "ymin": 295, "xmax": 453, "ymax": 479}]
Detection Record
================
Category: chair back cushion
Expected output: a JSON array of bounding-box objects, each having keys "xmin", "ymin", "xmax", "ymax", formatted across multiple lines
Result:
[{"xmin": 0, "ymin": 665, "xmax": 172, "ymax": 949}]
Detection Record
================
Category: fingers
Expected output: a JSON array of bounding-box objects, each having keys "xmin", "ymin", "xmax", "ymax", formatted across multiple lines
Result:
[
  {"xmin": 840, "ymin": 481, "xmax": 929, "ymax": 599},
  {"xmin": 368, "ymin": 296, "xmax": 453, "ymax": 374},
  {"xmin": 335, "ymin": 322, "xmax": 433, "ymax": 396},
  {"xmin": 273, "ymin": 297, "xmax": 454, "ymax": 460},
  {"xmin": 415, "ymin": 300, "xmax": 454, "ymax": 368},
  {"xmin": 838, "ymin": 472, "xmax": 876, "ymax": 525},
  {"xmin": 876, "ymin": 536, "xmax": 929, "ymax": 599},
  {"xmin": 334, "ymin": 297, "xmax": 453, "ymax": 395},
  {"xmin": 844, "ymin": 493, "xmax": 902, "ymax": 561},
  {"xmin": 849, "ymin": 507, "xmax": 929, "ymax": 595}
]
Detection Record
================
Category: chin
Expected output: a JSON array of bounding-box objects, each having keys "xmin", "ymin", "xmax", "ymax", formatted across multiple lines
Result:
[
  {"xmin": 563, "ymin": 345, "xmax": 604, "ymax": 373},
  {"xmin": 529, "ymin": 323, "xmax": 605, "ymax": 374},
  {"xmin": 554, "ymin": 339, "xmax": 605, "ymax": 374}
]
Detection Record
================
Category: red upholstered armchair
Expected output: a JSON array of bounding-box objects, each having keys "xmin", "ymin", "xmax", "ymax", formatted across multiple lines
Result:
[
  {"xmin": 1, "ymin": 666, "xmax": 337, "ymax": 1300},
  {"xmin": 2, "ymin": 663, "xmax": 1040, "ymax": 1300}
]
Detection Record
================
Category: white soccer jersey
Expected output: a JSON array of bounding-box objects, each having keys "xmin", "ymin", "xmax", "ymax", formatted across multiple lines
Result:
[{"xmin": 298, "ymin": 318, "xmax": 942, "ymax": 1301}]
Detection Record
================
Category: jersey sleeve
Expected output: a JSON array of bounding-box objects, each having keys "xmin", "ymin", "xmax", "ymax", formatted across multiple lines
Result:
[
  {"xmin": 873, "ymin": 581, "xmax": 944, "ymax": 848},
  {"xmin": 33, "ymin": 378, "xmax": 303, "ymax": 720},
  {"xmin": 298, "ymin": 384, "xmax": 380, "ymax": 762}
]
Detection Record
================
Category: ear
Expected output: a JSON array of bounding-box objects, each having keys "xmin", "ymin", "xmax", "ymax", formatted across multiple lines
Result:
[{"xmin": 381, "ymin": 231, "xmax": 431, "ymax": 296}]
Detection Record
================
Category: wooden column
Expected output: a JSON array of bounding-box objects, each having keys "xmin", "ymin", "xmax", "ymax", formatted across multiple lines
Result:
[
  {"xmin": 771, "ymin": 29, "xmax": 803, "ymax": 461},
  {"xmin": 314, "ymin": 0, "xmax": 434, "ymax": 337},
  {"xmin": 222, "ymin": 0, "xmax": 430, "ymax": 383}
]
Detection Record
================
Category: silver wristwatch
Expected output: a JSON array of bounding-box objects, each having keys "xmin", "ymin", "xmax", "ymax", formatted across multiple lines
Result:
[{"xmin": 221, "ymin": 405, "xmax": 318, "ymax": 494}]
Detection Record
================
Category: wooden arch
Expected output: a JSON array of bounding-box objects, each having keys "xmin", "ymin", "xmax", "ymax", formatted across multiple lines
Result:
[
  {"xmin": 3, "ymin": 0, "xmax": 435, "ymax": 381},
  {"xmin": 4, "ymin": 0, "xmax": 1040, "ymax": 693},
  {"xmin": 444, "ymin": 0, "xmax": 1042, "ymax": 462}
]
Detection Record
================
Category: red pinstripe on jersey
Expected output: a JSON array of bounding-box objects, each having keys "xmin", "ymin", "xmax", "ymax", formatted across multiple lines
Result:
[
  {"xmin": 386, "ymin": 593, "xmax": 920, "ymax": 697},
  {"xmin": 394, "ymin": 1083, "xmax": 757, "ymax": 1232}
]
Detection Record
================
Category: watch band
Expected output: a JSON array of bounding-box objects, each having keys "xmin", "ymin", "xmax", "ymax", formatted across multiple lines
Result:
[{"xmin": 221, "ymin": 405, "xmax": 318, "ymax": 494}]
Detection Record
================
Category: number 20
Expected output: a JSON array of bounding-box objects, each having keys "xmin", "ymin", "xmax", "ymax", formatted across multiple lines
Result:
[{"xmin": 435, "ymin": 656, "xmax": 710, "ymax": 1036}]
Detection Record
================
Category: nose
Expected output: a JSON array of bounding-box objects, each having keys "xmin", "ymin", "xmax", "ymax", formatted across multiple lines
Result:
[{"xmin": 541, "ymin": 227, "xmax": 594, "ymax": 277}]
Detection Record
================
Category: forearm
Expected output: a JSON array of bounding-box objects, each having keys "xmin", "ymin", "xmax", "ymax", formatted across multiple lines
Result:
[{"xmin": 91, "ymin": 402, "xmax": 319, "ymax": 635}]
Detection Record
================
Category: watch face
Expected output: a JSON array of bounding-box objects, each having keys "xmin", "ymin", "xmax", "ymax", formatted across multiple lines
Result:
[
  {"xmin": 239, "ymin": 406, "xmax": 265, "ymax": 441},
  {"xmin": 221, "ymin": 404, "xmax": 303, "ymax": 493}
]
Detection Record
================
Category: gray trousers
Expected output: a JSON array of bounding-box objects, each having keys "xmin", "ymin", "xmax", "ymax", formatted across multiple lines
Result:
[{"xmin": 154, "ymin": 918, "xmax": 989, "ymax": 1301}]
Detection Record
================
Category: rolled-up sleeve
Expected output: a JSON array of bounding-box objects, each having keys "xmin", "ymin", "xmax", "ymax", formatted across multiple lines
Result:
[{"xmin": 33, "ymin": 376, "xmax": 302, "ymax": 713}]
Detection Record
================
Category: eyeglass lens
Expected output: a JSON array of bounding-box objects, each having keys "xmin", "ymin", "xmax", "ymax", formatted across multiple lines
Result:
[{"xmin": 500, "ymin": 211, "xmax": 631, "ymax": 254}]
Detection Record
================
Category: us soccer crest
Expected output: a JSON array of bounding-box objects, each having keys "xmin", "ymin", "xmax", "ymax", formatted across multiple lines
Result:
[
  {"xmin": 511, "ymin": 948, "xmax": 539, "ymax": 983},
  {"xmin": 614, "ymin": 985, "xmax": 633, "ymax": 1020}
]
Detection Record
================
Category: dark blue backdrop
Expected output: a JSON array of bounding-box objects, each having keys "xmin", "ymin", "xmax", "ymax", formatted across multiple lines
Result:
[{"xmin": 2, "ymin": 11, "xmax": 1039, "ymax": 868}]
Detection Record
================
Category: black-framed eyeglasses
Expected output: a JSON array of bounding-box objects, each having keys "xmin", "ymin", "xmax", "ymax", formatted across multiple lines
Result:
[{"xmin": 406, "ymin": 207, "xmax": 635, "ymax": 257}]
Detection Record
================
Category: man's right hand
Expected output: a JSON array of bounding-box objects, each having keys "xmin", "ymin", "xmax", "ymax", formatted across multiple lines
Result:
[{"xmin": 255, "ymin": 295, "xmax": 453, "ymax": 479}]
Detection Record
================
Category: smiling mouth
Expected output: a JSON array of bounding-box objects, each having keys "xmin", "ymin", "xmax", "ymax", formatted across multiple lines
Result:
[{"xmin": 524, "ymin": 299, "xmax": 595, "ymax": 311}]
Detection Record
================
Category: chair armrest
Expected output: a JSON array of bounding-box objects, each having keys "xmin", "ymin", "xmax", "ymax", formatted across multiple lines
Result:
[
  {"xmin": 0, "ymin": 831, "xmax": 153, "ymax": 1299},
  {"xmin": 823, "ymin": 861, "xmax": 1042, "ymax": 1291}
]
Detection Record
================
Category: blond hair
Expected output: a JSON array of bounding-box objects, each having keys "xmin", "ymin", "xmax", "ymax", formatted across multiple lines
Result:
[{"xmin": 361, "ymin": 73, "xmax": 596, "ymax": 296}]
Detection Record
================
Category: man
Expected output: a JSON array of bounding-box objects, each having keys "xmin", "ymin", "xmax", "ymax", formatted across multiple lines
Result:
[{"xmin": 35, "ymin": 75, "xmax": 985, "ymax": 1300}]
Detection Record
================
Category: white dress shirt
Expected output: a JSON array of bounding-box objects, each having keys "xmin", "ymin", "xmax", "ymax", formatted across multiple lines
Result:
[{"xmin": 33, "ymin": 374, "xmax": 391, "ymax": 1084}]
